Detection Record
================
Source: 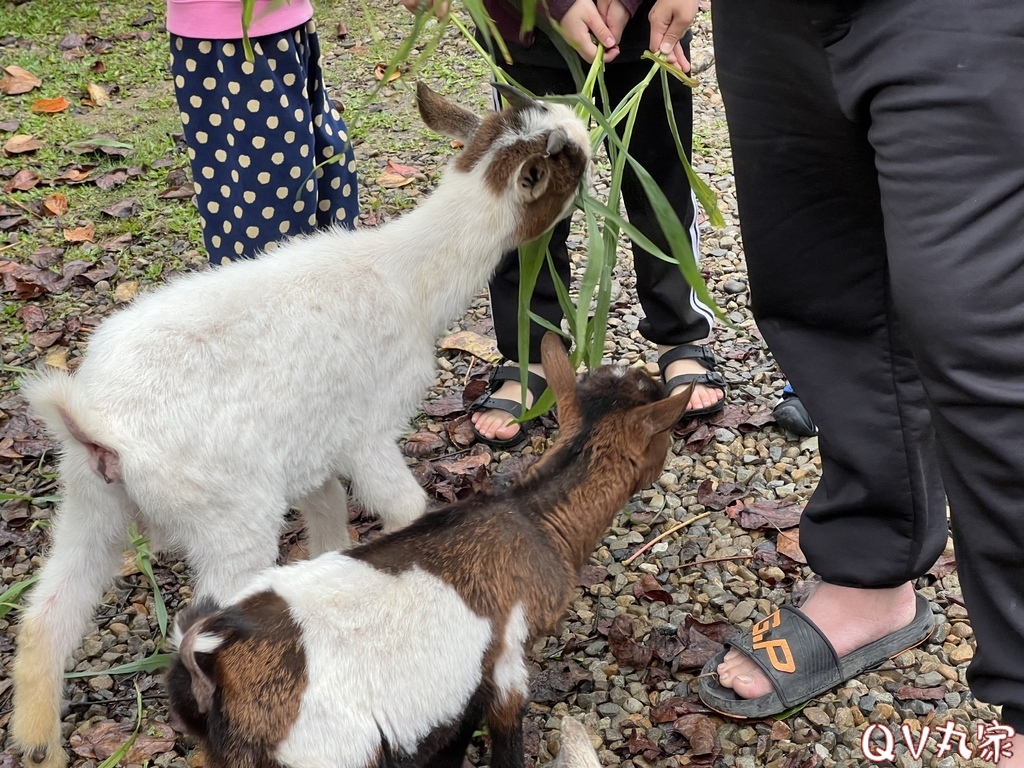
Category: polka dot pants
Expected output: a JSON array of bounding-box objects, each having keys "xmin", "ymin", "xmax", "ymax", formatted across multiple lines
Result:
[{"xmin": 170, "ymin": 21, "xmax": 358, "ymax": 264}]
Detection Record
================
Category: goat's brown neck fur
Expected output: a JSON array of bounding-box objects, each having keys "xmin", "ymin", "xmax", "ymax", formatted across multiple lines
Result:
[{"xmin": 524, "ymin": 417, "xmax": 650, "ymax": 580}]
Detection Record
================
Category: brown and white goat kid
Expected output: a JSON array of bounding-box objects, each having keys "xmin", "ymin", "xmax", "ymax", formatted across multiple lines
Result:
[
  {"xmin": 166, "ymin": 333, "xmax": 692, "ymax": 768},
  {"xmin": 11, "ymin": 84, "xmax": 590, "ymax": 768}
]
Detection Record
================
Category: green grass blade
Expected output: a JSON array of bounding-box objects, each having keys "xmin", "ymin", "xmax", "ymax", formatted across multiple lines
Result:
[
  {"xmin": 0, "ymin": 576, "xmax": 38, "ymax": 620},
  {"xmin": 660, "ymin": 67, "xmax": 725, "ymax": 228},
  {"xmin": 0, "ymin": 492, "xmax": 62, "ymax": 503},
  {"xmin": 130, "ymin": 527, "xmax": 168, "ymax": 639},
  {"xmin": 543, "ymin": 249, "xmax": 578, "ymax": 338},
  {"xmin": 545, "ymin": 91, "xmax": 728, "ymax": 324},
  {"xmin": 65, "ymin": 652, "xmax": 173, "ymax": 679},
  {"xmin": 516, "ymin": 232, "xmax": 553, "ymax": 412},
  {"xmin": 96, "ymin": 684, "xmax": 143, "ymax": 768},
  {"xmin": 640, "ymin": 50, "xmax": 698, "ymax": 88}
]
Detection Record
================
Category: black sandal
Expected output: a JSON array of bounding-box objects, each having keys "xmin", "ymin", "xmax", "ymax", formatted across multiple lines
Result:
[
  {"xmin": 699, "ymin": 594, "xmax": 936, "ymax": 718},
  {"xmin": 467, "ymin": 365, "xmax": 549, "ymax": 450},
  {"xmin": 658, "ymin": 344, "xmax": 727, "ymax": 418}
]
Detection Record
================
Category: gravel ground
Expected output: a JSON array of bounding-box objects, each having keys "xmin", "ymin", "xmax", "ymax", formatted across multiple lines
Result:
[{"xmin": 0, "ymin": 5, "xmax": 1000, "ymax": 768}]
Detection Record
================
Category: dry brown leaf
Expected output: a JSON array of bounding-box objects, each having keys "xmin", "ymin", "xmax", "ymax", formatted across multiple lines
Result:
[
  {"xmin": 607, "ymin": 615, "xmax": 653, "ymax": 668},
  {"xmin": 30, "ymin": 96, "xmax": 70, "ymax": 113},
  {"xmin": 28, "ymin": 329, "xmax": 64, "ymax": 348},
  {"xmin": 69, "ymin": 721, "xmax": 176, "ymax": 763},
  {"xmin": 114, "ymin": 280, "xmax": 138, "ymax": 303},
  {"xmin": 29, "ymin": 246, "xmax": 65, "ymax": 267},
  {"xmin": 437, "ymin": 452, "xmax": 492, "ymax": 475},
  {"xmin": 15, "ymin": 305, "xmax": 47, "ymax": 331},
  {"xmin": 402, "ymin": 431, "xmax": 445, "ymax": 458},
  {"xmin": 376, "ymin": 171, "xmax": 415, "ymax": 189},
  {"xmin": 100, "ymin": 197, "xmax": 139, "ymax": 218},
  {"xmin": 439, "ymin": 330, "xmax": 501, "ymax": 363},
  {"xmin": 671, "ymin": 714, "xmax": 720, "ymax": 758},
  {"xmin": 373, "ymin": 63, "xmax": 401, "ymax": 83},
  {"xmin": 100, "ymin": 232, "xmax": 133, "ymax": 251},
  {"xmin": 3, "ymin": 134, "xmax": 45, "ymax": 155},
  {"xmin": 633, "ymin": 573, "xmax": 674, "ymax": 604},
  {"xmin": 44, "ymin": 347, "xmax": 69, "ymax": 370},
  {"xmin": 384, "ymin": 159, "xmax": 419, "ymax": 177},
  {"xmin": 63, "ymin": 223, "xmax": 96, "ymax": 243},
  {"xmin": 41, "ymin": 193, "xmax": 69, "ymax": 216},
  {"xmin": 777, "ymin": 528, "xmax": 806, "ymax": 564},
  {"xmin": 85, "ymin": 82, "xmax": 109, "ymax": 107},
  {"xmin": 55, "ymin": 166, "xmax": 93, "ymax": 184},
  {"xmin": 1, "ymin": 65, "xmax": 42, "ymax": 96},
  {"xmin": 4, "ymin": 168, "xmax": 40, "ymax": 192}
]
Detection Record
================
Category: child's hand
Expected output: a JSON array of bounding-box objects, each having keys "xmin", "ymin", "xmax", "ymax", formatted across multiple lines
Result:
[
  {"xmin": 558, "ymin": 0, "xmax": 620, "ymax": 62},
  {"xmin": 399, "ymin": 0, "xmax": 450, "ymax": 18},
  {"xmin": 647, "ymin": 0, "xmax": 696, "ymax": 72},
  {"xmin": 596, "ymin": 0, "xmax": 630, "ymax": 51}
]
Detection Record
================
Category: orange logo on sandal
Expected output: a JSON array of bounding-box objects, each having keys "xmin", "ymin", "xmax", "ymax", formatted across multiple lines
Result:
[{"xmin": 752, "ymin": 610, "xmax": 795, "ymax": 673}]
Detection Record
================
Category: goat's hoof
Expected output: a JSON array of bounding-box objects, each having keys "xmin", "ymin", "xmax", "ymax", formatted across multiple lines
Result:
[{"xmin": 21, "ymin": 744, "xmax": 67, "ymax": 768}]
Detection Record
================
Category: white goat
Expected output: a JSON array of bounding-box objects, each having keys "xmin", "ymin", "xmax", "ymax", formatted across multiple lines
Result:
[
  {"xmin": 11, "ymin": 82, "xmax": 591, "ymax": 768},
  {"xmin": 165, "ymin": 334, "xmax": 691, "ymax": 768}
]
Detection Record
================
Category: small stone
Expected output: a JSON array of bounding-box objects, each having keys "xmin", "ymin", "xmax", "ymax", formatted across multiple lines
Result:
[
  {"xmin": 88, "ymin": 674, "xmax": 113, "ymax": 692},
  {"xmin": 723, "ymin": 279, "xmax": 746, "ymax": 294},
  {"xmin": 948, "ymin": 622, "xmax": 973, "ymax": 639},
  {"xmin": 834, "ymin": 707, "xmax": 855, "ymax": 729},
  {"xmin": 949, "ymin": 642, "xmax": 974, "ymax": 664},
  {"xmin": 915, "ymin": 671, "xmax": 945, "ymax": 688},
  {"xmin": 81, "ymin": 638, "xmax": 103, "ymax": 657},
  {"xmin": 803, "ymin": 707, "xmax": 831, "ymax": 727},
  {"xmin": 623, "ymin": 698, "xmax": 644, "ymax": 714},
  {"xmin": 938, "ymin": 664, "xmax": 959, "ymax": 681},
  {"xmin": 727, "ymin": 600, "xmax": 755, "ymax": 623}
]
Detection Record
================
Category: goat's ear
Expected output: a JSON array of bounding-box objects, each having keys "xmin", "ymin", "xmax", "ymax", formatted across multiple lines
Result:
[
  {"xmin": 517, "ymin": 155, "xmax": 552, "ymax": 203},
  {"xmin": 541, "ymin": 332, "xmax": 580, "ymax": 425},
  {"xmin": 556, "ymin": 718, "xmax": 602, "ymax": 768},
  {"xmin": 635, "ymin": 382, "xmax": 693, "ymax": 438},
  {"xmin": 178, "ymin": 620, "xmax": 221, "ymax": 714},
  {"xmin": 492, "ymin": 81, "xmax": 540, "ymax": 113},
  {"xmin": 416, "ymin": 81, "xmax": 483, "ymax": 144}
]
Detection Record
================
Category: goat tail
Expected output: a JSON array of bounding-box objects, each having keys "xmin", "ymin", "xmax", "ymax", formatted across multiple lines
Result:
[{"xmin": 21, "ymin": 370, "xmax": 123, "ymax": 482}]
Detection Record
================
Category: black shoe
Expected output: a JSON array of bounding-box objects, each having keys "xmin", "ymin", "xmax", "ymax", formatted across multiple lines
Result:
[{"xmin": 773, "ymin": 391, "xmax": 817, "ymax": 437}]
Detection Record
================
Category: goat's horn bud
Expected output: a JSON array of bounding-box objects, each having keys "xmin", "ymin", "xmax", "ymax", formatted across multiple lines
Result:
[
  {"xmin": 492, "ymin": 82, "xmax": 539, "ymax": 113},
  {"xmin": 546, "ymin": 128, "xmax": 568, "ymax": 157}
]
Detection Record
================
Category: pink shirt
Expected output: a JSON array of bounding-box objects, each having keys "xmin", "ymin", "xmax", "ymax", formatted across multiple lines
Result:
[{"xmin": 167, "ymin": 0, "xmax": 314, "ymax": 40}]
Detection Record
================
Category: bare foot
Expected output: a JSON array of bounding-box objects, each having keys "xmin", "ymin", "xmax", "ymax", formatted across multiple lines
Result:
[
  {"xmin": 716, "ymin": 582, "xmax": 920, "ymax": 700},
  {"xmin": 657, "ymin": 344, "xmax": 725, "ymax": 413},
  {"xmin": 470, "ymin": 363, "xmax": 544, "ymax": 442}
]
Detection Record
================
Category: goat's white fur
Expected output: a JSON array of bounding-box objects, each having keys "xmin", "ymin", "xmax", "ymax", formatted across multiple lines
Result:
[
  {"xmin": 11, "ymin": 85, "xmax": 590, "ymax": 768},
  {"xmin": 233, "ymin": 554, "xmax": 498, "ymax": 767}
]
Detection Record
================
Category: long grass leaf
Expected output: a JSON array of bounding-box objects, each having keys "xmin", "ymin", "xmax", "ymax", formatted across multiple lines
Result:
[
  {"xmin": 0, "ymin": 576, "xmax": 38, "ymax": 620},
  {"xmin": 96, "ymin": 684, "xmax": 144, "ymax": 768},
  {"xmin": 130, "ymin": 527, "xmax": 168, "ymax": 639},
  {"xmin": 545, "ymin": 90, "xmax": 727, "ymax": 323},
  {"xmin": 65, "ymin": 652, "xmax": 173, "ymax": 679},
  {"xmin": 516, "ymin": 233, "xmax": 553, "ymax": 411},
  {"xmin": 660, "ymin": 67, "xmax": 725, "ymax": 228}
]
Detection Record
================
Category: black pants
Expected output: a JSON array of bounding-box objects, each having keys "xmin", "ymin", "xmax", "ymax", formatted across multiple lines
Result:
[
  {"xmin": 714, "ymin": 0, "xmax": 1024, "ymax": 729},
  {"xmin": 490, "ymin": 40, "xmax": 713, "ymax": 361}
]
